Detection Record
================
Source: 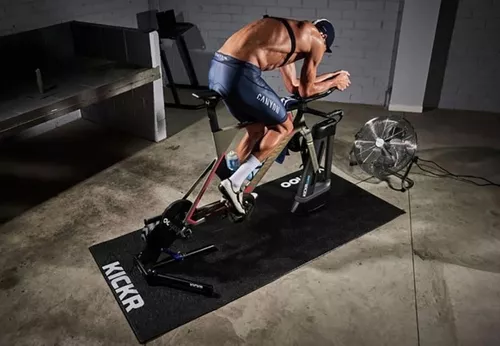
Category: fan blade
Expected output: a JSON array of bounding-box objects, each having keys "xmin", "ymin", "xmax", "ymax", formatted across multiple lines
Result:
[
  {"xmin": 362, "ymin": 148, "xmax": 378, "ymax": 164},
  {"xmin": 387, "ymin": 141, "xmax": 414, "ymax": 148},
  {"xmin": 367, "ymin": 121, "xmax": 379, "ymax": 141},
  {"xmin": 385, "ymin": 129, "xmax": 404, "ymax": 141},
  {"xmin": 359, "ymin": 145, "xmax": 377, "ymax": 156},
  {"xmin": 381, "ymin": 145, "xmax": 394, "ymax": 160},
  {"xmin": 354, "ymin": 140, "xmax": 377, "ymax": 145},
  {"xmin": 382, "ymin": 118, "xmax": 390, "ymax": 137}
]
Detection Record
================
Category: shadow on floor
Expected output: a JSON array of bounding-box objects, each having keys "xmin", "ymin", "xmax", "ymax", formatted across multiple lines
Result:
[
  {"xmin": 0, "ymin": 119, "xmax": 153, "ymax": 225},
  {"xmin": 164, "ymin": 87, "xmax": 208, "ymax": 138}
]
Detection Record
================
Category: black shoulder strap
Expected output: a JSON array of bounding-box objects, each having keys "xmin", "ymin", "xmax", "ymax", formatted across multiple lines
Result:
[{"xmin": 262, "ymin": 15, "xmax": 296, "ymax": 66}]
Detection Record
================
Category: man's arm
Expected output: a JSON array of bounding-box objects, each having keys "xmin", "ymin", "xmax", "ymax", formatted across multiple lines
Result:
[
  {"xmin": 298, "ymin": 37, "xmax": 337, "ymax": 97},
  {"xmin": 280, "ymin": 64, "xmax": 347, "ymax": 94},
  {"xmin": 279, "ymin": 63, "xmax": 300, "ymax": 95},
  {"xmin": 280, "ymin": 28, "xmax": 350, "ymax": 96},
  {"xmin": 315, "ymin": 70, "xmax": 350, "ymax": 83}
]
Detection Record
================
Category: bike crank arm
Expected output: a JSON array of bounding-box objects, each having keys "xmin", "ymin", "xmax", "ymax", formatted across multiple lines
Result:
[{"xmin": 189, "ymin": 200, "xmax": 229, "ymax": 225}]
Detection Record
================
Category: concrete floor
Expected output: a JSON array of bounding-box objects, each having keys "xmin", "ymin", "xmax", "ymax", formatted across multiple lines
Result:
[{"xmin": 0, "ymin": 101, "xmax": 499, "ymax": 346}]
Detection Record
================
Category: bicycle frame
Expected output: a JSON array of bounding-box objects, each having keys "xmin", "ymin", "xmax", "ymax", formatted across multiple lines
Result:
[
  {"xmin": 181, "ymin": 84, "xmax": 343, "ymax": 227},
  {"xmin": 182, "ymin": 102, "xmax": 328, "ymax": 226}
]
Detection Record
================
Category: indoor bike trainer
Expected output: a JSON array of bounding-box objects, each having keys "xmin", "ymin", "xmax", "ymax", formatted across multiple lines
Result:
[{"xmin": 134, "ymin": 86, "xmax": 343, "ymax": 297}]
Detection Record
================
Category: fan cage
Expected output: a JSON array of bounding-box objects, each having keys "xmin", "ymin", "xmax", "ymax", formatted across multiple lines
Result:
[{"xmin": 353, "ymin": 116, "xmax": 417, "ymax": 179}]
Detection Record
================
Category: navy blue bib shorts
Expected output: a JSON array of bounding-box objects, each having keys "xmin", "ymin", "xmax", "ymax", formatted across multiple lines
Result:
[{"xmin": 208, "ymin": 52, "xmax": 288, "ymax": 126}]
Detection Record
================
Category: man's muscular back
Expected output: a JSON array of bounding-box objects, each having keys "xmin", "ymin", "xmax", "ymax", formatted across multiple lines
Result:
[
  {"xmin": 218, "ymin": 18, "xmax": 323, "ymax": 71},
  {"xmin": 217, "ymin": 17, "xmax": 349, "ymax": 98}
]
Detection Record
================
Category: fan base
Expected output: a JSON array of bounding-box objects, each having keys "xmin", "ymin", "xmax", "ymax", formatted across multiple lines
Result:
[{"xmin": 349, "ymin": 149, "xmax": 417, "ymax": 192}]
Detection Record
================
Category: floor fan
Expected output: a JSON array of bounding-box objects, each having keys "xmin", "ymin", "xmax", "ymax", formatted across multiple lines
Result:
[{"xmin": 349, "ymin": 115, "xmax": 418, "ymax": 191}]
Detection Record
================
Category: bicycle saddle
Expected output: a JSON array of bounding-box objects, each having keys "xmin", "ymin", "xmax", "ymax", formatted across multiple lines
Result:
[{"xmin": 192, "ymin": 90, "xmax": 223, "ymax": 102}]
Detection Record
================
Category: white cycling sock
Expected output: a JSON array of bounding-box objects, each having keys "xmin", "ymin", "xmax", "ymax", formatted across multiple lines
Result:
[{"xmin": 229, "ymin": 154, "xmax": 261, "ymax": 191}]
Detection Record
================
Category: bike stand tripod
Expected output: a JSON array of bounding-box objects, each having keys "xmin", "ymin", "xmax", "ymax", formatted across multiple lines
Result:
[
  {"xmin": 134, "ymin": 214, "xmax": 220, "ymax": 297},
  {"xmin": 134, "ymin": 244, "xmax": 219, "ymax": 297}
]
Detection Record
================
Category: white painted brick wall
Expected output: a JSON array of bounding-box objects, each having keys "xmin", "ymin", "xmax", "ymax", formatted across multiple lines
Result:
[
  {"xmin": 0, "ymin": 0, "xmax": 149, "ymax": 36},
  {"xmin": 157, "ymin": 0, "xmax": 403, "ymax": 106},
  {"xmin": 439, "ymin": 0, "xmax": 500, "ymax": 113}
]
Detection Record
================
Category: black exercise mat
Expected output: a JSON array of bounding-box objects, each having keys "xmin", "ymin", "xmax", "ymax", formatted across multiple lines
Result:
[{"xmin": 89, "ymin": 171, "xmax": 405, "ymax": 343}]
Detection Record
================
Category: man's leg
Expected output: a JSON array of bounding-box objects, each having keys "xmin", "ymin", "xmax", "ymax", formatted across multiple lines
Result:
[
  {"xmin": 225, "ymin": 124, "xmax": 266, "ymax": 202},
  {"xmin": 235, "ymin": 123, "xmax": 266, "ymax": 163},
  {"xmin": 220, "ymin": 114, "xmax": 293, "ymax": 215},
  {"xmin": 235, "ymin": 112, "xmax": 293, "ymax": 162},
  {"xmin": 228, "ymin": 114, "xmax": 293, "ymax": 192},
  {"xmin": 251, "ymin": 113, "xmax": 293, "ymax": 162},
  {"xmin": 218, "ymin": 66, "xmax": 291, "ymax": 214}
]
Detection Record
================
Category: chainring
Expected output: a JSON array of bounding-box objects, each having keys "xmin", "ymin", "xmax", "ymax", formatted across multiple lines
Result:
[
  {"xmin": 160, "ymin": 199, "xmax": 193, "ymax": 238},
  {"xmin": 137, "ymin": 199, "xmax": 192, "ymax": 266}
]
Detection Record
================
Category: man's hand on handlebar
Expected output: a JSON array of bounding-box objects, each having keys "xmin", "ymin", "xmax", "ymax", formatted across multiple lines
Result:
[
  {"xmin": 309, "ymin": 70, "xmax": 351, "ymax": 94},
  {"xmin": 290, "ymin": 71, "xmax": 349, "ymax": 100},
  {"xmin": 326, "ymin": 70, "xmax": 351, "ymax": 91}
]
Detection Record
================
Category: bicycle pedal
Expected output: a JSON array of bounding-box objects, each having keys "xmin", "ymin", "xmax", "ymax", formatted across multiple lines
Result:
[{"xmin": 245, "ymin": 192, "xmax": 258, "ymax": 201}]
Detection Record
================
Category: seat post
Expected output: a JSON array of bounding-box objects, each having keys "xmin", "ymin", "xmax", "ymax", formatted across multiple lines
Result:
[{"xmin": 206, "ymin": 101, "xmax": 221, "ymax": 133}]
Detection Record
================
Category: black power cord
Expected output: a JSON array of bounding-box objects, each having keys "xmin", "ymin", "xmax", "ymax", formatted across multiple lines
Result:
[{"xmin": 413, "ymin": 157, "xmax": 500, "ymax": 188}]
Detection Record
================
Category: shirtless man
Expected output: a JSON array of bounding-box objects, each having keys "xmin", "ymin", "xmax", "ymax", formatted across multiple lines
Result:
[{"xmin": 208, "ymin": 16, "xmax": 351, "ymax": 214}]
